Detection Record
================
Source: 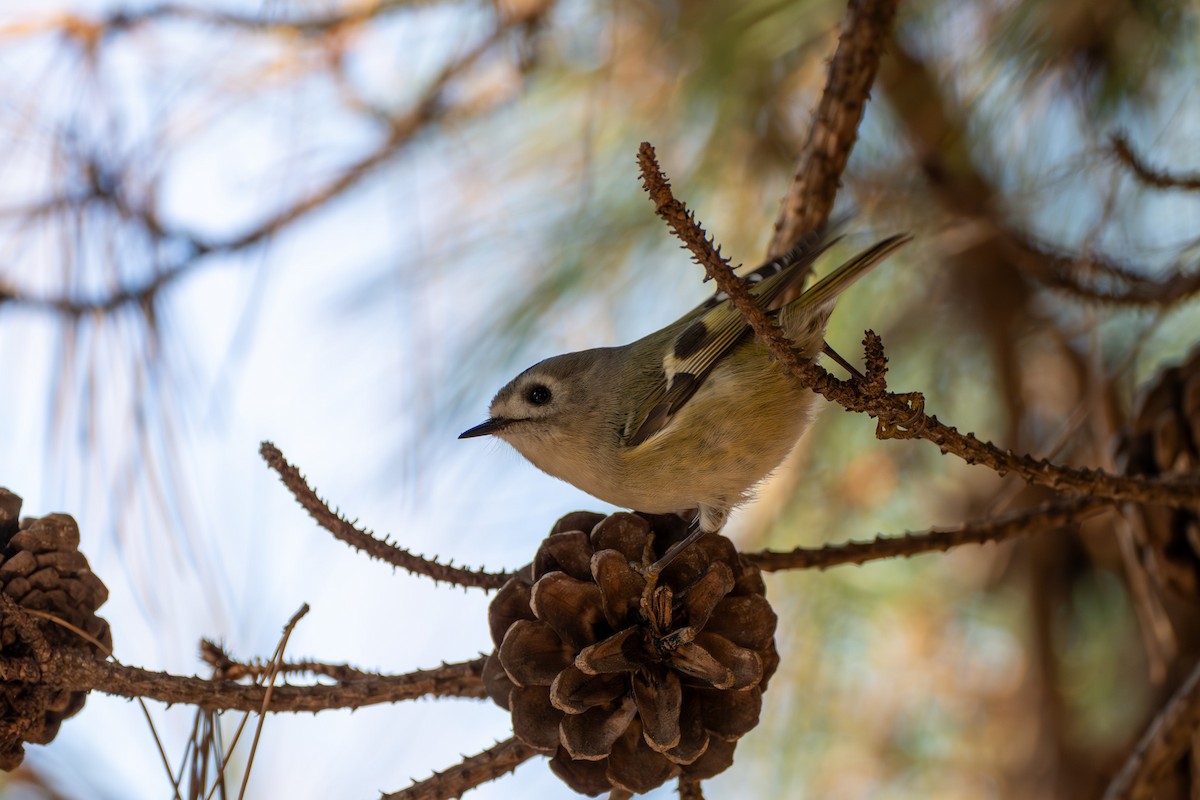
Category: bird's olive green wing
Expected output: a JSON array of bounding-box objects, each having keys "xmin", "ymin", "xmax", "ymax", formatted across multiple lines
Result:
[{"xmin": 623, "ymin": 234, "xmax": 910, "ymax": 447}]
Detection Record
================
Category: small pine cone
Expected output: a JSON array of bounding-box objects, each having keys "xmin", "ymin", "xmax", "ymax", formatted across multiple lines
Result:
[
  {"xmin": 483, "ymin": 511, "xmax": 779, "ymax": 796},
  {"xmin": 0, "ymin": 489, "xmax": 112, "ymax": 770},
  {"xmin": 1116, "ymin": 346, "xmax": 1200, "ymax": 599}
]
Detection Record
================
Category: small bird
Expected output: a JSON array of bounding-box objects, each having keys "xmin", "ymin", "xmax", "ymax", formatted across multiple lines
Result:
[{"xmin": 460, "ymin": 233, "xmax": 909, "ymax": 538}]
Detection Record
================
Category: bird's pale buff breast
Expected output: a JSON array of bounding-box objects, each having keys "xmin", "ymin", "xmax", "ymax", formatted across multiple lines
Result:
[{"xmin": 607, "ymin": 339, "xmax": 820, "ymax": 514}]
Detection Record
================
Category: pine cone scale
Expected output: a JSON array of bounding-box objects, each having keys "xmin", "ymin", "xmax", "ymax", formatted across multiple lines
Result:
[
  {"xmin": 549, "ymin": 666, "xmax": 627, "ymax": 714},
  {"xmin": 590, "ymin": 549, "xmax": 645, "ymax": 628},
  {"xmin": 560, "ymin": 694, "xmax": 637, "ymax": 760},
  {"xmin": 510, "ymin": 684, "xmax": 564, "ymax": 752},
  {"xmin": 530, "ymin": 571, "xmax": 605, "ymax": 650},
  {"xmin": 633, "ymin": 668, "xmax": 682, "ymax": 752},
  {"xmin": 499, "ymin": 619, "xmax": 575, "ymax": 686}
]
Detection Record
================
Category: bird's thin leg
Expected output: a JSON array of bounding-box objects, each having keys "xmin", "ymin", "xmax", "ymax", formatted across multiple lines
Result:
[
  {"xmin": 821, "ymin": 340, "xmax": 865, "ymax": 381},
  {"xmin": 647, "ymin": 525, "xmax": 708, "ymax": 578},
  {"xmin": 645, "ymin": 504, "xmax": 727, "ymax": 580}
]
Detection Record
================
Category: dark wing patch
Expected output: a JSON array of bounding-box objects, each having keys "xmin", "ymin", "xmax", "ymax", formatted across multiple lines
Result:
[
  {"xmin": 625, "ymin": 373, "xmax": 699, "ymax": 446},
  {"xmin": 673, "ymin": 320, "xmax": 708, "ymax": 360},
  {"xmin": 624, "ymin": 243, "xmax": 832, "ymax": 447}
]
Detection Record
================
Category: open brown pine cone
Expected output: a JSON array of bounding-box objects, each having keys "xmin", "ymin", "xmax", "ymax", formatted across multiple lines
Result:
[
  {"xmin": 483, "ymin": 511, "xmax": 779, "ymax": 796},
  {"xmin": 1117, "ymin": 345, "xmax": 1200, "ymax": 599},
  {"xmin": 0, "ymin": 489, "xmax": 112, "ymax": 770}
]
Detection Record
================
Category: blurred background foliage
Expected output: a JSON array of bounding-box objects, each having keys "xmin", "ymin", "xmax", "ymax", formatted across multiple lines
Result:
[{"xmin": 1, "ymin": 0, "xmax": 1199, "ymax": 797}]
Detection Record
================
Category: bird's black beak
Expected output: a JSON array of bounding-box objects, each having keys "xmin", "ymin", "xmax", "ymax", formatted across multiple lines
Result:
[{"xmin": 458, "ymin": 418, "xmax": 510, "ymax": 439}]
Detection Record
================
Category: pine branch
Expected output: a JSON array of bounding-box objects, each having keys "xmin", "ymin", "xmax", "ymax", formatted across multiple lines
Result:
[
  {"xmin": 380, "ymin": 737, "xmax": 537, "ymax": 800},
  {"xmin": 260, "ymin": 442, "xmax": 511, "ymax": 590},
  {"xmin": 744, "ymin": 496, "xmax": 1109, "ymax": 571},
  {"xmin": 44, "ymin": 651, "xmax": 488, "ymax": 712},
  {"xmin": 767, "ymin": 0, "xmax": 902, "ymax": 257}
]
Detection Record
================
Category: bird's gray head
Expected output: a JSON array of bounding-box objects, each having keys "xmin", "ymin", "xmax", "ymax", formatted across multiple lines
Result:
[{"xmin": 459, "ymin": 349, "xmax": 614, "ymax": 448}]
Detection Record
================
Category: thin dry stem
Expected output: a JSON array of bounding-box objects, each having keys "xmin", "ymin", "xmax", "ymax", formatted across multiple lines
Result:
[
  {"xmin": 239, "ymin": 604, "xmax": 309, "ymax": 799},
  {"xmin": 744, "ymin": 496, "xmax": 1109, "ymax": 571},
  {"xmin": 380, "ymin": 737, "xmax": 538, "ymax": 800},
  {"xmin": 260, "ymin": 442, "xmax": 511, "ymax": 589},
  {"xmin": 139, "ymin": 701, "xmax": 182, "ymax": 800}
]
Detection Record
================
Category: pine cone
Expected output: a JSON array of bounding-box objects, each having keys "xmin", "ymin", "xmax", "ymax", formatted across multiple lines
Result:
[
  {"xmin": 0, "ymin": 489, "xmax": 111, "ymax": 770},
  {"xmin": 484, "ymin": 511, "xmax": 779, "ymax": 796},
  {"xmin": 1116, "ymin": 346, "xmax": 1200, "ymax": 598}
]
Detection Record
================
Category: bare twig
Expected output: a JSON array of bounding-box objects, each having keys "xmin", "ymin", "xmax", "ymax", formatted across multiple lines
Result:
[
  {"xmin": 637, "ymin": 143, "xmax": 1200, "ymax": 510},
  {"xmin": 1104, "ymin": 657, "xmax": 1200, "ymax": 799},
  {"xmin": 744, "ymin": 496, "xmax": 1109, "ymax": 571},
  {"xmin": 1112, "ymin": 133, "xmax": 1200, "ymax": 192},
  {"xmin": 768, "ymin": 0, "xmax": 901, "ymax": 257},
  {"xmin": 200, "ymin": 639, "xmax": 387, "ymax": 683},
  {"xmin": 380, "ymin": 736, "xmax": 538, "ymax": 800},
  {"xmin": 678, "ymin": 777, "xmax": 705, "ymax": 799},
  {"xmin": 260, "ymin": 442, "xmax": 511, "ymax": 590},
  {"xmin": 42, "ymin": 652, "xmax": 487, "ymax": 712}
]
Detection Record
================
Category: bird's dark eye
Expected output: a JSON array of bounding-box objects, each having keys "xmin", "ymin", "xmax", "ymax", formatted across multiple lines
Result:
[{"xmin": 527, "ymin": 385, "xmax": 552, "ymax": 405}]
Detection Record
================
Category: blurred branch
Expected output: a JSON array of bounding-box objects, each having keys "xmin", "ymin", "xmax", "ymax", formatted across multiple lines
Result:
[
  {"xmin": 0, "ymin": 9, "xmax": 538, "ymax": 318},
  {"xmin": 8, "ymin": 1, "xmax": 429, "ymax": 40},
  {"xmin": 109, "ymin": 1, "xmax": 421, "ymax": 34},
  {"xmin": 42, "ymin": 650, "xmax": 487, "ymax": 712},
  {"xmin": 879, "ymin": 39, "xmax": 997, "ymax": 217},
  {"xmin": 202, "ymin": 14, "xmax": 517, "ymax": 255},
  {"xmin": 1111, "ymin": 132, "xmax": 1200, "ymax": 192},
  {"xmin": 1009, "ymin": 231, "xmax": 1200, "ymax": 307},
  {"xmin": 260, "ymin": 442, "xmax": 512, "ymax": 589},
  {"xmin": 380, "ymin": 737, "xmax": 538, "ymax": 800},
  {"xmin": 884, "ymin": 41, "xmax": 1200, "ymax": 312},
  {"xmin": 768, "ymin": 0, "xmax": 901, "ymax": 258},
  {"xmin": 638, "ymin": 142, "xmax": 1200, "ymax": 509},
  {"xmin": 744, "ymin": 496, "xmax": 1109, "ymax": 571},
  {"xmin": 0, "ymin": 267, "xmax": 177, "ymax": 316},
  {"xmin": 1104, "ymin": 657, "xmax": 1200, "ymax": 800}
]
